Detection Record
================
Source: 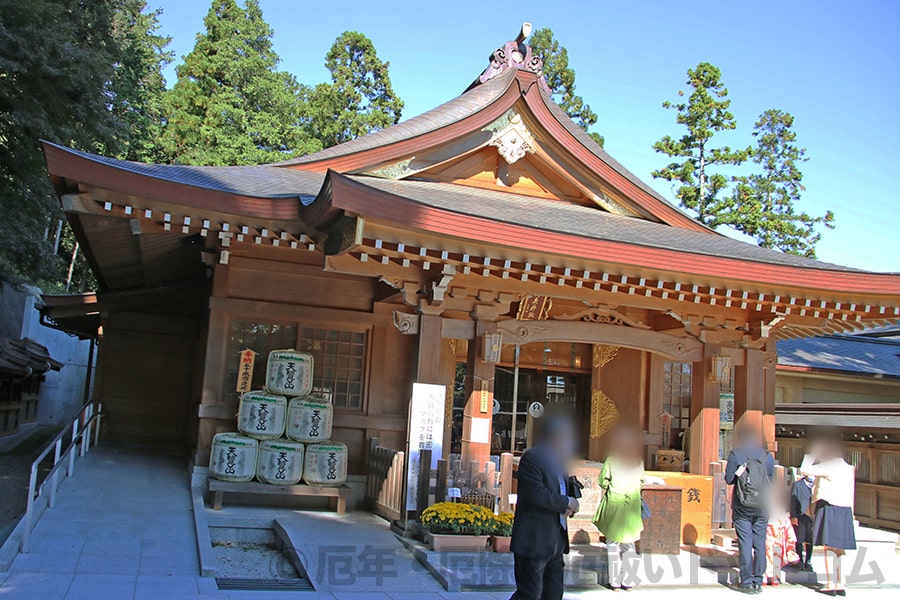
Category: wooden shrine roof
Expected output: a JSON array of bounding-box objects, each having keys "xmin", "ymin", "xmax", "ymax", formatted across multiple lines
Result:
[
  {"xmin": 334, "ymin": 173, "xmax": 861, "ymax": 274},
  {"xmin": 0, "ymin": 337, "xmax": 63, "ymax": 376},
  {"xmin": 39, "ymin": 31, "xmax": 900, "ymax": 338}
]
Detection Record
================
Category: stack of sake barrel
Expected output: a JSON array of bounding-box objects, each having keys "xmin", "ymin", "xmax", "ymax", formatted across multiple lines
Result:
[{"xmin": 209, "ymin": 349, "xmax": 348, "ymax": 487}]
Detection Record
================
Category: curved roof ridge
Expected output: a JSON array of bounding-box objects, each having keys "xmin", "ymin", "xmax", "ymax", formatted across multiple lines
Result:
[
  {"xmin": 534, "ymin": 90, "xmax": 706, "ymax": 231},
  {"xmin": 42, "ymin": 141, "xmax": 325, "ymax": 199},
  {"xmin": 343, "ymin": 174, "xmax": 871, "ymax": 274},
  {"xmin": 271, "ymin": 69, "xmax": 517, "ymax": 167}
]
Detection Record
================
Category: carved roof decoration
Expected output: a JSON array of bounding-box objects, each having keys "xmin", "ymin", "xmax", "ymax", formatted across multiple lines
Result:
[
  {"xmin": 473, "ymin": 23, "xmax": 552, "ymax": 95},
  {"xmin": 38, "ymin": 27, "xmax": 900, "ymax": 340}
]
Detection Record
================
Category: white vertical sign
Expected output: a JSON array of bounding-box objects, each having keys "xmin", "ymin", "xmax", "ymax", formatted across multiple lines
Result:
[{"xmin": 406, "ymin": 382, "xmax": 446, "ymax": 510}]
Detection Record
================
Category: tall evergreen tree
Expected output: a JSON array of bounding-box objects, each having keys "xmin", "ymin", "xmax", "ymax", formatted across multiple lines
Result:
[
  {"xmin": 0, "ymin": 0, "xmax": 122, "ymax": 286},
  {"xmin": 0, "ymin": 0, "xmax": 171, "ymax": 288},
  {"xmin": 528, "ymin": 28, "xmax": 603, "ymax": 146},
  {"xmin": 161, "ymin": 0, "xmax": 320, "ymax": 165},
  {"xmin": 731, "ymin": 110, "xmax": 834, "ymax": 258},
  {"xmin": 107, "ymin": 0, "xmax": 173, "ymax": 163},
  {"xmin": 307, "ymin": 31, "xmax": 403, "ymax": 148},
  {"xmin": 652, "ymin": 62, "xmax": 749, "ymax": 227}
]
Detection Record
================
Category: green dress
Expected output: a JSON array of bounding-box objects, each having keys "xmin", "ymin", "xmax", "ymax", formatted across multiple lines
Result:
[{"xmin": 592, "ymin": 458, "xmax": 645, "ymax": 544}]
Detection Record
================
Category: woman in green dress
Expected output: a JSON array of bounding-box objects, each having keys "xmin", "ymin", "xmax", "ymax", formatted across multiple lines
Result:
[{"xmin": 593, "ymin": 427, "xmax": 645, "ymax": 591}]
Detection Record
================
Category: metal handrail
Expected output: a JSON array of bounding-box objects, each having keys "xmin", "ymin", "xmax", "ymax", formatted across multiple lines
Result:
[{"xmin": 21, "ymin": 400, "xmax": 103, "ymax": 553}]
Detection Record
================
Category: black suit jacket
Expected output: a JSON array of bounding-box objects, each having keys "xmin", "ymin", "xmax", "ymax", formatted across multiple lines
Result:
[{"xmin": 510, "ymin": 445, "xmax": 571, "ymax": 559}]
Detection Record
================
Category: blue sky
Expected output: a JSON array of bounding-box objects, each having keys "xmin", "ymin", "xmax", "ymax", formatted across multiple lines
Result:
[{"xmin": 156, "ymin": 0, "xmax": 900, "ymax": 273}]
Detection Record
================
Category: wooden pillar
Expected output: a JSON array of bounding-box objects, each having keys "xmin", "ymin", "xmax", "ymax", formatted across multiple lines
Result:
[
  {"xmin": 415, "ymin": 315, "xmax": 443, "ymax": 384},
  {"xmin": 763, "ymin": 342, "xmax": 778, "ymax": 452},
  {"xmin": 439, "ymin": 340, "xmax": 457, "ymax": 460},
  {"xmin": 689, "ymin": 343, "xmax": 720, "ymax": 475},
  {"xmin": 734, "ymin": 348, "xmax": 765, "ymax": 445},
  {"xmin": 461, "ymin": 321, "xmax": 495, "ymax": 466},
  {"xmin": 194, "ymin": 306, "xmax": 229, "ymax": 467}
]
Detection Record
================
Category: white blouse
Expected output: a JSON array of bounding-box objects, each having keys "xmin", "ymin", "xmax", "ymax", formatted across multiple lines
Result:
[{"xmin": 799, "ymin": 455, "xmax": 855, "ymax": 510}]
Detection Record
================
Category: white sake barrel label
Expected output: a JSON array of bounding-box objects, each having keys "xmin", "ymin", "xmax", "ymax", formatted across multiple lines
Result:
[
  {"xmin": 286, "ymin": 398, "xmax": 333, "ymax": 443},
  {"xmin": 266, "ymin": 350, "xmax": 314, "ymax": 396},
  {"xmin": 210, "ymin": 433, "xmax": 258, "ymax": 482},
  {"xmin": 256, "ymin": 439, "xmax": 305, "ymax": 485},
  {"xmin": 303, "ymin": 442, "xmax": 348, "ymax": 486},
  {"xmin": 238, "ymin": 391, "xmax": 287, "ymax": 440}
]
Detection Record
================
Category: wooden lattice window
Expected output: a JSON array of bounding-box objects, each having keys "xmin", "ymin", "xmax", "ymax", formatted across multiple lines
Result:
[
  {"xmin": 663, "ymin": 361, "xmax": 693, "ymax": 431},
  {"xmin": 299, "ymin": 328, "xmax": 366, "ymax": 409},
  {"xmin": 227, "ymin": 320, "xmax": 367, "ymax": 409},
  {"xmin": 226, "ymin": 321, "xmax": 299, "ymax": 395}
]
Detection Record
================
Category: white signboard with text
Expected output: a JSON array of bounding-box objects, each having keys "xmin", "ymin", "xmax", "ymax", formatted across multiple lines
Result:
[{"xmin": 406, "ymin": 382, "xmax": 446, "ymax": 510}]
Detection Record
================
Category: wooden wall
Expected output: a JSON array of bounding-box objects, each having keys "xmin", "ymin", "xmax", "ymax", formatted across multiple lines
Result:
[
  {"xmin": 95, "ymin": 308, "xmax": 203, "ymax": 447},
  {"xmin": 194, "ymin": 247, "xmax": 415, "ymax": 475},
  {"xmin": 589, "ymin": 347, "xmax": 648, "ymax": 460}
]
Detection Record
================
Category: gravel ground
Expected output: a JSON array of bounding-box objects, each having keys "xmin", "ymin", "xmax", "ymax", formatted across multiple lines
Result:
[{"xmin": 212, "ymin": 541, "xmax": 301, "ymax": 579}]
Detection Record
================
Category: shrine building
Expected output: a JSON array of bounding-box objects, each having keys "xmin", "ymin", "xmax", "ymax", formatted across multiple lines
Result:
[{"xmin": 38, "ymin": 30, "xmax": 900, "ymax": 489}]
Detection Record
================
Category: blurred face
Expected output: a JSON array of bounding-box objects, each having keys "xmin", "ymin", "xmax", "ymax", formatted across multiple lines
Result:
[
  {"xmin": 610, "ymin": 427, "xmax": 642, "ymax": 466},
  {"xmin": 544, "ymin": 415, "xmax": 577, "ymax": 463}
]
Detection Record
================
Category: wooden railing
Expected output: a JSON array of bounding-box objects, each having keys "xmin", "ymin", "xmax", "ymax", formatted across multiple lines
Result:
[{"xmin": 365, "ymin": 437, "xmax": 405, "ymax": 522}]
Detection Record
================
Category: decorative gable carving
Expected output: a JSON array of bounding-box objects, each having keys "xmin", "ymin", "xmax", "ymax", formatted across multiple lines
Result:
[{"xmin": 489, "ymin": 111, "xmax": 535, "ymax": 164}]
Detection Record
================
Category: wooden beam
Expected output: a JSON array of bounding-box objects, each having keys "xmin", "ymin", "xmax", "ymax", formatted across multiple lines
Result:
[{"xmin": 497, "ymin": 319, "xmax": 702, "ymax": 361}]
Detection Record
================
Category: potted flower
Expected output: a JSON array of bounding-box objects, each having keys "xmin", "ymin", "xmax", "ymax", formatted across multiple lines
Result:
[
  {"xmin": 419, "ymin": 502, "xmax": 492, "ymax": 552},
  {"xmin": 490, "ymin": 511, "xmax": 514, "ymax": 552}
]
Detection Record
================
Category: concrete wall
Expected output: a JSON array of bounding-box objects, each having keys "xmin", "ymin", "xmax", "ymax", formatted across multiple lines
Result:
[{"xmin": 0, "ymin": 283, "xmax": 94, "ymax": 426}]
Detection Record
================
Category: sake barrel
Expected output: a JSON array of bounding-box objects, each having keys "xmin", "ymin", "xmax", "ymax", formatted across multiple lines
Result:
[
  {"xmin": 265, "ymin": 349, "xmax": 314, "ymax": 397},
  {"xmin": 286, "ymin": 397, "xmax": 333, "ymax": 443},
  {"xmin": 303, "ymin": 442, "xmax": 348, "ymax": 486},
  {"xmin": 209, "ymin": 432, "xmax": 258, "ymax": 482},
  {"xmin": 256, "ymin": 439, "xmax": 305, "ymax": 485},
  {"xmin": 237, "ymin": 391, "xmax": 287, "ymax": 440}
]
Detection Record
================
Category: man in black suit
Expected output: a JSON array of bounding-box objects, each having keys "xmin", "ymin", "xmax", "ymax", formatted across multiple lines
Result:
[{"xmin": 510, "ymin": 412, "xmax": 579, "ymax": 600}]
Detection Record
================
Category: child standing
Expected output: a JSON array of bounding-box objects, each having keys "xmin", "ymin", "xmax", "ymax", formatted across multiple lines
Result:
[
  {"xmin": 765, "ymin": 486, "xmax": 799, "ymax": 585},
  {"xmin": 790, "ymin": 474, "xmax": 815, "ymax": 571}
]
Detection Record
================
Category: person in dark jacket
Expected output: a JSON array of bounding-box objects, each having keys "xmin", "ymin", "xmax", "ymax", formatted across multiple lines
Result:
[
  {"xmin": 790, "ymin": 473, "xmax": 815, "ymax": 571},
  {"xmin": 510, "ymin": 412, "xmax": 579, "ymax": 600},
  {"xmin": 725, "ymin": 424, "xmax": 776, "ymax": 595}
]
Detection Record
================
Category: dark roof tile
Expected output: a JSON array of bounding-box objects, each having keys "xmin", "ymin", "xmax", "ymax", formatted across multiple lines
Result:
[
  {"xmin": 777, "ymin": 334, "xmax": 900, "ymax": 377},
  {"xmin": 273, "ymin": 70, "xmax": 516, "ymax": 166},
  {"xmin": 48, "ymin": 144, "xmax": 324, "ymax": 199},
  {"xmin": 346, "ymin": 175, "xmax": 864, "ymax": 272}
]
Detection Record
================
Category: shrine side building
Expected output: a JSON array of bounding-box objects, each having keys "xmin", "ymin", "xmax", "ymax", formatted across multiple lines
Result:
[{"xmin": 39, "ymin": 34, "xmax": 900, "ymax": 495}]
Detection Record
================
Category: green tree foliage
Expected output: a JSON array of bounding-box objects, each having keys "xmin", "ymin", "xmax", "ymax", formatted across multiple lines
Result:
[
  {"xmin": 652, "ymin": 62, "xmax": 749, "ymax": 227},
  {"xmin": 160, "ymin": 0, "xmax": 320, "ymax": 165},
  {"xmin": 0, "ymin": 0, "xmax": 113, "ymax": 286},
  {"xmin": 0, "ymin": 0, "xmax": 170, "ymax": 289},
  {"xmin": 307, "ymin": 31, "xmax": 403, "ymax": 148},
  {"xmin": 107, "ymin": 0, "xmax": 174, "ymax": 163},
  {"xmin": 731, "ymin": 110, "xmax": 834, "ymax": 258},
  {"xmin": 528, "ymin": 28, "xmax": 603, "ymax": 147}
]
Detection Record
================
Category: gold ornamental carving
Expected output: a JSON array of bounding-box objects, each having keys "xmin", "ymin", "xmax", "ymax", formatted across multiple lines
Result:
[
  {"xmin": 516, "ymin": 295, "xmax": 552, "ymax": 320},
  {"xmin": 590, "ymin": 389, "xmax": 619, "ymax": 439},
  {"xmin": 592, "ymin": 344, "xmax": 619, "ymax": 369}
]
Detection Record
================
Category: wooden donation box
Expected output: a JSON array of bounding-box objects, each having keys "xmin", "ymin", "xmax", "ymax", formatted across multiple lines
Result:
[
  {"xmin": 638, "ymin": 484, "xmax": 682, "ymax": 554},
  {"xmin": 647, "ymin": 471, "xmax": 713, "ymax": 545},
  {"xmin": 655, "ymin": 449, "xmax": 685, "ymax": 472}
]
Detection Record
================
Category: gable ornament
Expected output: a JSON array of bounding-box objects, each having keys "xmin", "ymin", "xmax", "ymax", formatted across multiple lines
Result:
[{"xmin": 489, "ymin": 112, "xmax": 536, "ymax": 164}]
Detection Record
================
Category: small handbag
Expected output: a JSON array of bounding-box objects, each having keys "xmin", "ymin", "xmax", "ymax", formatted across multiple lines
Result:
[{"xmin": 641, "ymin": 497, "xmax": 652, "ymax": 519}]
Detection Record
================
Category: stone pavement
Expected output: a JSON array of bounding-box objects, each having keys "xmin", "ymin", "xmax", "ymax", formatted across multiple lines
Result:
[{"xmin": 0, "ymin": 447, "xmax": 897, "ymax": 600}]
